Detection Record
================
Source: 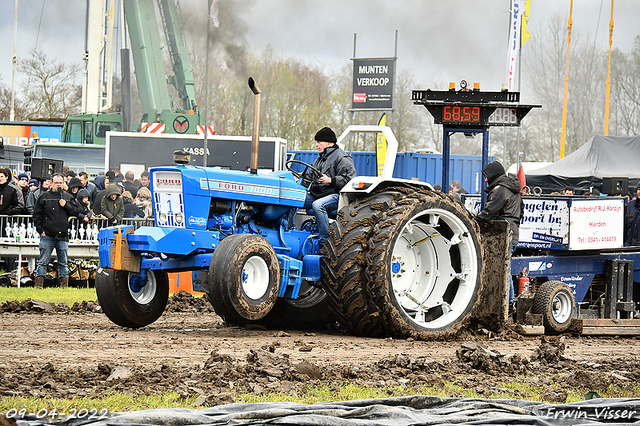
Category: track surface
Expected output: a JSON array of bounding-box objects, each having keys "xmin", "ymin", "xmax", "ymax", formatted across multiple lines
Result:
[{"xmin": 2, "ymin": 295, "xmax": 640, "ymax": 402}]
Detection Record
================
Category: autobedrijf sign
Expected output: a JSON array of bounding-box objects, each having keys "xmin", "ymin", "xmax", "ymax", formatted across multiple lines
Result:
[{"xmin": 351, "ymin": 58, "xmax": 395, "ymax": 110}]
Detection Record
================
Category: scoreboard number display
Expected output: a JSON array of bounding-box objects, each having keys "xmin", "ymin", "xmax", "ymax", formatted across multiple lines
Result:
[
  {"xmin": 412, "ymin": 84, "xmax": 540, "ymax": 128},
  {"xmin": 442, "ymin": 105, "xmax": 481, "ymax": 124},
  {"xmin": 487, "ymin": 107, "xmax": 519, "ymax": 126}
]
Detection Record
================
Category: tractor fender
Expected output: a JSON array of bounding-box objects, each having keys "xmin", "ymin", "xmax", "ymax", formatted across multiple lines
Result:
[{"xmin": 338, "ymin": 177, "xmax": 435, "ymax": 210}]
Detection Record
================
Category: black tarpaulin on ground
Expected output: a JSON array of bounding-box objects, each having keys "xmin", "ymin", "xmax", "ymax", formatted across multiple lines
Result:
[
  {"xmin": 14, "ymin": 396, "xmax": 640, "ymax": 426},
  {"xmin": 523, "ymin": 135, "xmax": 640, "ymax": 196}
]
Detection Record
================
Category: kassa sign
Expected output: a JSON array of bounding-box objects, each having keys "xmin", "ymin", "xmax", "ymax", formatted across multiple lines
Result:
[{"xmin": 351, "ymin": 58, "xmax": 395, "ymax": 110}]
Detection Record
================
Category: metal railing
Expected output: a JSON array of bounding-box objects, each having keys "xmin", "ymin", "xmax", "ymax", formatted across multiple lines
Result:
[
  {"xmin": 0, "ymin": 215, "xmax": 155, "ymax": 287},
  {"xmin": 0, "ymin": 215, "xmax": 154, "ymax": 245}
]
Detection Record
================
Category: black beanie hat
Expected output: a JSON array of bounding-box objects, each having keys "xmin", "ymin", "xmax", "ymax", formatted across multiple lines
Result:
[
  {"xmin": 68, "ymin": 177, "xmax": 83, "ymax": 190},
  {"xmin": 314, "ymin": 127, "xmax": 337, "ymax": 143},
  {"xmin": 482, "ymin": 161, "xmax": 505, "ymax": 185}
]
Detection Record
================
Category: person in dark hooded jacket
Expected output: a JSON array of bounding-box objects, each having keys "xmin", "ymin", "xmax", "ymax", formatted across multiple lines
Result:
[
  {"xmin": 100, "ymin": 184, "xmax": 124, "ymax": 225},
  {"xmin": 75, "ymin": 188, "xmax": 92, "ymax": 223},
  {"xmin": 475, "ymin": 161, "xmax": 523, "ymax": 308},
  {"xmin": 476, "ymin": 161, "xmax": 522, "ymax": 243},
  {"xmin": 92, "ymin": 175, "xmax": 108, "ymax": 215},
  {"xmin": 67, "ymin": 177, "xmax": 84, "ymax": 199},
  {"xmin": 0, "ymin": 168, "xmax": 25, "ymax": 216}
]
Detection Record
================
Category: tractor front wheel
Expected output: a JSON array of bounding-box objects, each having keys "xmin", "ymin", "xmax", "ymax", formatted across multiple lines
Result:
[
  {"xmin": 208, "ymin": 234, "xmax": 281, "ymax": 324},
  {"xmin": 96, "ymin": 269, "xmax": 169, "ymax": 328}
]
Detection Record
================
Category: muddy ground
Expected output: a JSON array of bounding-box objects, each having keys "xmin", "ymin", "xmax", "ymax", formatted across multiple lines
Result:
[{"xmin": 2, "ymin": 292, "xmax": 640, "ymax": 405}]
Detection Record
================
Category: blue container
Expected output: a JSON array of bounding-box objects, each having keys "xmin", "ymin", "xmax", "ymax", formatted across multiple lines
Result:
[{"xmin": 287, "ymin": 150, "xmax": 492, "ymax": 194}]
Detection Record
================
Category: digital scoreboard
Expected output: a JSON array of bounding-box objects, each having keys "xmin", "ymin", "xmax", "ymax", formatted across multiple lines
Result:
[{"xmin": 412, "ymin": 82, "xmax": 540, "ymax": 127}]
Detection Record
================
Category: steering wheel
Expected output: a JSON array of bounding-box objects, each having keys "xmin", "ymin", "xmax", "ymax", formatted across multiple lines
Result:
[{"xmin": 286, "ymin": 159, "xmax": 322, "ymax": 188}]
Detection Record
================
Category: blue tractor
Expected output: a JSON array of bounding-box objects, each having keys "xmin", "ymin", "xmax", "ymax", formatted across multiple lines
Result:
[
  {"xmin": 96, "ymin": 124, "xmax": 485, "ymax": 339},
  {"xmin": 96, "ymin": 79, "xmax": 485, "ymax": 339}
]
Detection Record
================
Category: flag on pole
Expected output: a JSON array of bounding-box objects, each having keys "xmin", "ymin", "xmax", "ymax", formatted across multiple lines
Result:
[
  {"xmin": 505, "ymin": 0, "xmax": 524, "ymax": 90},
  {"xmin": 209, "ymin": 0, "xmax": 220, "ymax": 28},
  {"xmin": 521, "ymin": 0, "xmax": 532, "ymax": 46},
  {"xmin": 517, "ymin": 163, "xmax": 526, "ymax": 192},
  {"xmin": 376, "ymin": 113, "xmax": 387, "ymax": 177}
]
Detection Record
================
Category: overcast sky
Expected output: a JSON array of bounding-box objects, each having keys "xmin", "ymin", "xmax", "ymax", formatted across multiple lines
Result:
[{"xmin": 1, "ymin": 0, "xmax": 639, "ymax": 98}]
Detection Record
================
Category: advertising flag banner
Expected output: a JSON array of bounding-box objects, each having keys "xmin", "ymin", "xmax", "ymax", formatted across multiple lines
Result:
[
  {"xmin": 352, "ymin": 58, "xmax": 395, "ymax": 110},
  {"xmin": 376, "ymin": 113, "xmax": 387, "ymax": 177},
  {"xmin": 517, "ymin": 163, "xmax": 526, "ymax": 191},
  {"xmin": 506, "ymin": 0, "xmax": 524, "ymax": 90},
  {"xmin": 522, "ymin": 0, "xmax": 531, "ymax": 45}
]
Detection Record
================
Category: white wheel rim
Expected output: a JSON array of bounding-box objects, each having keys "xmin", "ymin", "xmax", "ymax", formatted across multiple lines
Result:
[
  {"xmin": 128, "ymin": 271, "xmax": 157, "ymax": 305},
  {"xmin": 242, "ymin": 256, "xmax": 270, "ymax": 300},
  {"xmin": 391, "ymin": 208, "xmax": 478, "ymax": 330},
  {"xmin": 552, "ymin": 291, "xmax": 573, "ymax": 324}
]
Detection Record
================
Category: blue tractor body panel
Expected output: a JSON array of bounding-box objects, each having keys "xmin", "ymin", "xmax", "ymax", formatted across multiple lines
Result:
[{"xmin": 99, "ymin": 164, "xmax": 321, "ymax": 301}]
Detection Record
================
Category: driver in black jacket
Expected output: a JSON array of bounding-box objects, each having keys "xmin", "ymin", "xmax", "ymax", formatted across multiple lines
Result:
[{"xmin": 303, "ymin": 127, "xmax": 356, "ymax": 244}]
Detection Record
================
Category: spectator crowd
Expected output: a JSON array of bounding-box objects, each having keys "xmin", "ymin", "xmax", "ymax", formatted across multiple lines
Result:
[
  {"xmin": 0, "ymin": 166, "xmax": 153, "ymax": 223},
  {"xmin": 0, "ymin": 166, "xmax": 154, "ymax": 288}
]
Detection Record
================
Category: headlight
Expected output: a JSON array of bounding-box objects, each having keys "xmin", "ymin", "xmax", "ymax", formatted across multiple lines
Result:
[
  {"xmin": 173, "ymin": 149, "xmax": 190, "ymax": 165},
  {"xmin": 352, "ymin": 181, "xmax": 372, "ymax": 190}
]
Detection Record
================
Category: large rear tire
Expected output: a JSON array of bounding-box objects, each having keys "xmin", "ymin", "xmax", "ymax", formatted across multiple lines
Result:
[
  {"xmin": 96, "ymin": 269, "xmax": 169, "ymax": 328},
  {"xmin": 322, "ymin": 186, "xmax": 482, "ymax": 339},
  {"xmin": 263, "ymin": 282, "xmax": 335, "ymax": 330},
  {"xmin": 208, "ymin": 234, "xmax": 281, "ymax": 324}
]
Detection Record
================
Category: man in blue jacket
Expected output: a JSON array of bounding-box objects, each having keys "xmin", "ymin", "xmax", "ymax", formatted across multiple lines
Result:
[
  {"xmin": 33, "ymin": 173, "xmax": 80, "ymax": 289},
  {"xmin": 303, "ymin": 127, "xmax": 356, "ymax": 244}
]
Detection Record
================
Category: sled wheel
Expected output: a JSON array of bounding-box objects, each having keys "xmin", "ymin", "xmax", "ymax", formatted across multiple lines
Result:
[
  {"xmin": 322, "ymin": 186, "xmax": 482, "ymax": 339},
  {"xmin": 96, "ymin": 269, "xmax": 169, "ymax": 329},
  {"xmin": 263, "ymin": 282, "xmax": 335, "ymax": 330},
  {"xmin": 208, "ymin": 234, "xmax": 280, "ymax": 324},
  {"xmin": 533, "ymin": 280, "xmax": 575, "ymax": 333}
]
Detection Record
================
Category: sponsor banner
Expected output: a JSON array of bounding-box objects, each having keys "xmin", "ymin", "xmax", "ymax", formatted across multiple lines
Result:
[
  {"xmin": 465, "ymin": 196, "xmax": 569, "ymax": 249},
  {"xmin": 0, "ymin": 123, "xmax": 62, "ymax": 145},
  {"xmin": 351, "ymin": 58, "xmax": 395, "ymax": 110},
  {"xmin": 464, "ymin": 195, "xmax": 624, "ymax": 250},
  {"xmin": 568, "ymin": 198, "xmax": 624, "ymax": 250},
  {"xmin": 520, "ymin": 198, "xmax": 569, "ymax": 249}
]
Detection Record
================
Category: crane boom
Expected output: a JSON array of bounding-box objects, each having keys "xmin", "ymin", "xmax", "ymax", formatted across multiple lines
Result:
[
  {"xmin": 123, "ymin": 0, "xmax": 174, "ymax": 120},
  {"xmin": 62, "ymin": 0, "xmax": 202, "ymax": 147},
  {"xmin": 158, "ymin": 0, "xmax": 198, "ymax": 113}
]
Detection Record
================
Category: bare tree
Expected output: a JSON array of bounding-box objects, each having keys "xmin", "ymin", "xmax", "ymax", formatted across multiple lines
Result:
[
  {"xmin": 0, "ymin": 78, "xmax": 21, "ymax": 121},
  {"xmin": 17, "ymin": 49, "xmax": 81, "ymax": 120},
  {"xmin": 521, "ymin": 14, "xmax": 571, "ymax": 161},
  {"xmin": 521, "ymin": 13, "xmax": 610, "ymax": 161},
  {"xmin": 609, "ymin": 36, "xmax": 640, "ymax": 135}
]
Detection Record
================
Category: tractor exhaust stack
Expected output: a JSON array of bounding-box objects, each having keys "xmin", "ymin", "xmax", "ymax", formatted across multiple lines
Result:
[{"xmin": 248, "ymin": 77, "xmax": 261, "ymax": 174}]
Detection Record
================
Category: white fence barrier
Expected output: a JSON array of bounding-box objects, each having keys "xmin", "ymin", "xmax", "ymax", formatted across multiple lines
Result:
[{"xmin": 0, "ymin": 215, "xmax": 154, "ymax": 287}]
